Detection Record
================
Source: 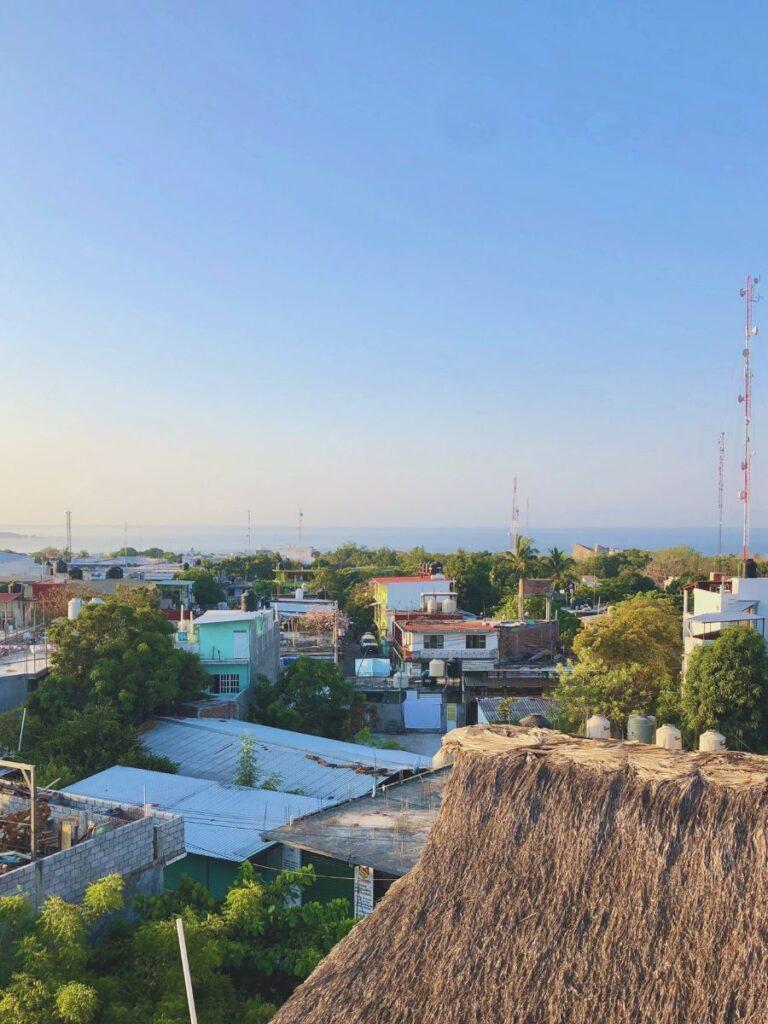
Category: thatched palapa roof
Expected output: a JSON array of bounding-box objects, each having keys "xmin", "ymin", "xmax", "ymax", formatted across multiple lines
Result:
[{"xmin": 271, "ymin": 725, "xmax": 768, "ymax": 1024}]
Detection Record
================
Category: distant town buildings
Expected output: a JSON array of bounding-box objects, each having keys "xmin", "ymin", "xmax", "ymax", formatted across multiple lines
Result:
[{"xmin": 571, "ymin": 541, "xmax": 620, "ymax": 561}]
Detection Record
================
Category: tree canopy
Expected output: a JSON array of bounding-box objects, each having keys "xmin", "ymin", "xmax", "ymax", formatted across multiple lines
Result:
[
  {"xmin": 554, "ymin": 594, "xmax": 682, "ymax": 734},
  {"xmin": 178, "ymin": 567, "xmax": 225, "ymax": 607},
  {"xmin": 0, "ymin": 865, "xmax": 354, "ymax": 1024},
  {"xmin": 0, "ymin": 591, "xmax": 208, "ymax": 785},
  {"xmin": 248, "ymin": 657, "xmax": 362, "ymax": 740},
  {"xmin": 681, "ymin": 626, "xmax": 768, "ymax": 752}
]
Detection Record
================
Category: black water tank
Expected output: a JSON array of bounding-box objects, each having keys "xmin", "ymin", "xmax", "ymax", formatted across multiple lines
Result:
[
  {"xmin": 68, "ymin": 567, "xmax": 83, "ymax": 580},
  {"xmin": 105, "ymin": 566, "xmax": 123, "ymax": 579},
  {"xmin": 744, "ymin": 558, "xmax": 758, "ymax": 579},
  {"xmin": 8, "ymin": 582, "xmax": 23, "ymax": 595},
  {"xmin": 518, "ymin": 714, "xmax": 552, "ymax": 729},
  {"xmin": 55, "ymin": 558, "xmax": 68, "ymax": 574}
]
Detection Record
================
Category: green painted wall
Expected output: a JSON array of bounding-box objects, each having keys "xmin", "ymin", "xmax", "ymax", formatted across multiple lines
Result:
[{"xmin": 163, "ymin": 846, "xmax": 354, "ymax": 907}]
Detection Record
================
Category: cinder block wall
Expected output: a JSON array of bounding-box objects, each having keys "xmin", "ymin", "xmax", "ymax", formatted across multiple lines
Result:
[{"xmin": 0, "ymin": 789, "xmax": 184, "ymax": 908}]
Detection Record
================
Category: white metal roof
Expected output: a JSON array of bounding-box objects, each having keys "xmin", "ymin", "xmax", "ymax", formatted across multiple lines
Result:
[
  {"xmin": 65, "ymin": 766, "xmax": 324, "ymax": 862},
  {"xmin": 192, "ymin": 610, "xmax": 264, "ymax": 625},
  {"xmin": 142, "ymin": 718, "xmax": 430, "ymax": 802},
  {"xmin": 688, "ymin": 611, "xmax": 763, "ymax": 624}
]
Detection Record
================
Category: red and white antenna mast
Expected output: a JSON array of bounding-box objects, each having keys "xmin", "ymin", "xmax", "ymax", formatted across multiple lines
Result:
[{"xmin": 738, "ymin": 274, "xmax": 760, "ymax": 565}]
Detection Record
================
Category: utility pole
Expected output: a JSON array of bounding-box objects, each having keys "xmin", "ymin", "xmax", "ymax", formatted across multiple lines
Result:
[
  {"xmin": 509, "ymin": 478, "xmax": 519, "ymax": 552},
  {"xmin": 738, "ymin": 275, "xmax": 760, "ymax": 566},
  {"xmin": 175, "ymin": 918, "xmax": 198, "ymax": 1024},
  {"xmin": 247, "ymin": 509, "xmax": 252, "ymax": 554},
  {"xmin": 65, "ymin": 510, "xmax": 72, "ymax": 558},
  {"xmin": 717, "ymin": 432, "xmax": 725, "ymax": 569}
]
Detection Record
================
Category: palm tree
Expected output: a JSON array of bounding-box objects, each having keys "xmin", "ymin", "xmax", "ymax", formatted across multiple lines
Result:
[
  {"xmin": 544, "ymin": 546, "xmax": 576, "ymax": 590},
  {"xmin": 508, "ymin": 535, "xmax": 539, "ymax": 577}
]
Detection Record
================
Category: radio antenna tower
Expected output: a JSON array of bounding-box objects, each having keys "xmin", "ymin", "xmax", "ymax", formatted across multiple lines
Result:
[
  {"xmin": 738, "ymin": 275, "xmax": 760, "ymax": 565},
  {"xmin": 509, "ymin": 477, "xmax": 520, "ymax": 551},
  {"xmin": 717, "ymin": 433, "xmax": 725, "ymax": 567}
]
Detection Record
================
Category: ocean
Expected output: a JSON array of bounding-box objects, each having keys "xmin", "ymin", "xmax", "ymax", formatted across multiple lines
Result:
[{"xmin": 0, "ymin": 523, "xmax": 760, "ymax": 557}]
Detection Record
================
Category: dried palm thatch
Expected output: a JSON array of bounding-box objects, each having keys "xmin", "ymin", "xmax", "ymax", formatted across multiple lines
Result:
[{"xmin": 271, "ymin": 725, "xmax": 768, "ymax": 1024}]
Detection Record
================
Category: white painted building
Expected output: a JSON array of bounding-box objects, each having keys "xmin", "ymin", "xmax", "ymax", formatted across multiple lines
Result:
[
  {"xmin": 391, "ymin": 615, "xmax": 499, "ymax": 677},
  {"xmin": 683, "ymin": 574, "xmax": 768, "ymax": 669}
]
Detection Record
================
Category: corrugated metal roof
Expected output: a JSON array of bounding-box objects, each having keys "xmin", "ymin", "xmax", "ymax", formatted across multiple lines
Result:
[
  {"xmin": 192, "ymin": 610, "xmax": 264, "ymax": 624},
  {"xmin": 65, "ymin": 766, "xmax": 325, "ymax": 862},
  {"xmin": 141, "ymin": 718, "xmax": 430, "ymax": 802},
  {"xmin": 476, "ymin": 696, "xmax": 559, "ymax": 724}
]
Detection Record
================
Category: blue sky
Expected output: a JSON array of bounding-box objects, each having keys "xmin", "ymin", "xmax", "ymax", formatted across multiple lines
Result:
[{"xmin": 2, "ymin": 1, "xmax": 766, "ymax": 528}]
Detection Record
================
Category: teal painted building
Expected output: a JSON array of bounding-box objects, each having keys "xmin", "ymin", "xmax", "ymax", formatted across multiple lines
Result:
[{"xmin": 179, "ymin": 609, "xmax": 280, "ymax": 713}]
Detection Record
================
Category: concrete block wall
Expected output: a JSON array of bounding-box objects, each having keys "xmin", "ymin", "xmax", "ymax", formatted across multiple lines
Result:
[{"xmin": 0, "ymin": 788, "xmax": 184, "ymax": 908}]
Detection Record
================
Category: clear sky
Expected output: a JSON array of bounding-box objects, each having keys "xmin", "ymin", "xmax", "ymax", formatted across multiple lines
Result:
[{"xmin": 3, "ymin": 1, "xmax": 767, "ymax": 529}]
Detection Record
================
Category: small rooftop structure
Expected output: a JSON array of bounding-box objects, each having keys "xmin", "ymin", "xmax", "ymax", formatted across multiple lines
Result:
[
  {"xmin": 264, "ymin": 767, "xmax": 449, "ymax": 876},
  {"xmin": 192, "ymin": 610, "xmax": 264, "ymax": 625},
  {"xmin": 66, "ymin": 766, "xmax": 324, "ymax": 863},
  {"xmin": 475, "ymin": 695, "xmax": 558, "ymax": 725},
  {"xmin": 141, "ymin": 719, "xmax": 431, "ymax": 802},
  {"xmin": 271, "ymin": 725, "xmax": 768, "ymax": 1024}
]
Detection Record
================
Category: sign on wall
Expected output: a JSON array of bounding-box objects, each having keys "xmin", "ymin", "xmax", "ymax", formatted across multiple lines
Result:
[
  {"xmin": 282, "ymin": 845, "xmax": 302, "ymax": 906},
  {"xmin": 354, "ymin": 864, "xmax": 375, "ymax": 917}
]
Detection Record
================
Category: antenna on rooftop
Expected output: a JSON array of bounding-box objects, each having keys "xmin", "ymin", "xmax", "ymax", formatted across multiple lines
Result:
[
  {"xmin": 717, "ymin": 433, "xmax": 725, "ymax": 569},
  {"xmin": 509, "ymin": 478, "xmax": 519, "ymax": 551},
  {"xmin": 65, "ymin": 510, "xmax": 72, "ymax": 558},
  {"xmin": 738, "ymin": 275, "xmax": 760, "ymax": 565}
]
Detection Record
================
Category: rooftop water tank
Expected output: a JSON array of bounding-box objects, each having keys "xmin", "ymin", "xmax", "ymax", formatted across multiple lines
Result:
[
  {"xmin": 426, "ymin": 597, "xmax": 438, "ymax": 614},
  {"xmin": 519, "ymin": 714, "xmax": 552, "ymax": 729},
  {"xmin": 656, "ymin": 724, "xmax": 682, "ymax": 751},
  {"xmin": 55, "ymin": 558, "xmax": 68, "ymax": 574},
  {"xmin": 442, "ymin": 597, "xmax": 457, "ymax": 614},
  {"xmin": 627, "ymin": 714, "xmax": 655, "ymax": 744},
  {"xmin": 68, "ymin": 567, "xmax": 83, "ymax": 580},
  {"xmin": 295, "ymin": 587, "xmax": 304, "ymax": 600},
  {"xmin": 585, "ymin": 714, "xmax": 611, "ymax": 740},
  {"xmin": 105, "ymin": 566, "xmax": 123, "ymax": 579},
  {"xmin": 699, "ymin": 729, "xmax": 726, "ymax": 752},
  {"xmin": 67, "ymin": 597, "xmax": 84, "ymax": 621},
  {"xmin": 8, "ymin": 582, "xmax": 22, "ymax": 595},
  {"xmin": 428, "ymin": 659, "xmax": 445, "ymax": 679}
]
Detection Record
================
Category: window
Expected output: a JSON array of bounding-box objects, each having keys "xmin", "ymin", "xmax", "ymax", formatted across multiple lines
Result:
[
  {"xmin": 466, "ymin": 634, "xmax": 487, "ymax": 649},
  {"xmin": 212, "ymin": 673, "xmax": 240, "ymax": 694},
  {"xmin": 423, "ymin": 635, "xmax": 444, "ymax": 649}
]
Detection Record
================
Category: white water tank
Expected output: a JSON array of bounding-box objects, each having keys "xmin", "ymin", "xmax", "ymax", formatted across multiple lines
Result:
[
  {"xmin": 426, "ymin": 598, "xmax": 438, "ymax": 614},
  {"xmin": 656, "ymin": 724, "xmax": 682, "ymax": 750},
  {"xmin": 67, "ymin": 597, "xmax": 84, "ymax": 620},
  {"xmin": 585, "ymin": 714, "xmax": 611, "ymax": 740},
  {"xmin": 442, "ymin": 597, "xmax": 457, "ymax": 614},
  {"xmin": 295, "ymin": 587, "xmax": 304, "ymax": 600},
  {"xmin": 428, "ymin": 659, "xmax": 445, "ymax": 679},
  {"xmin": 699, "ymin": 729, "xmax": 726, "ymax": 752}
]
